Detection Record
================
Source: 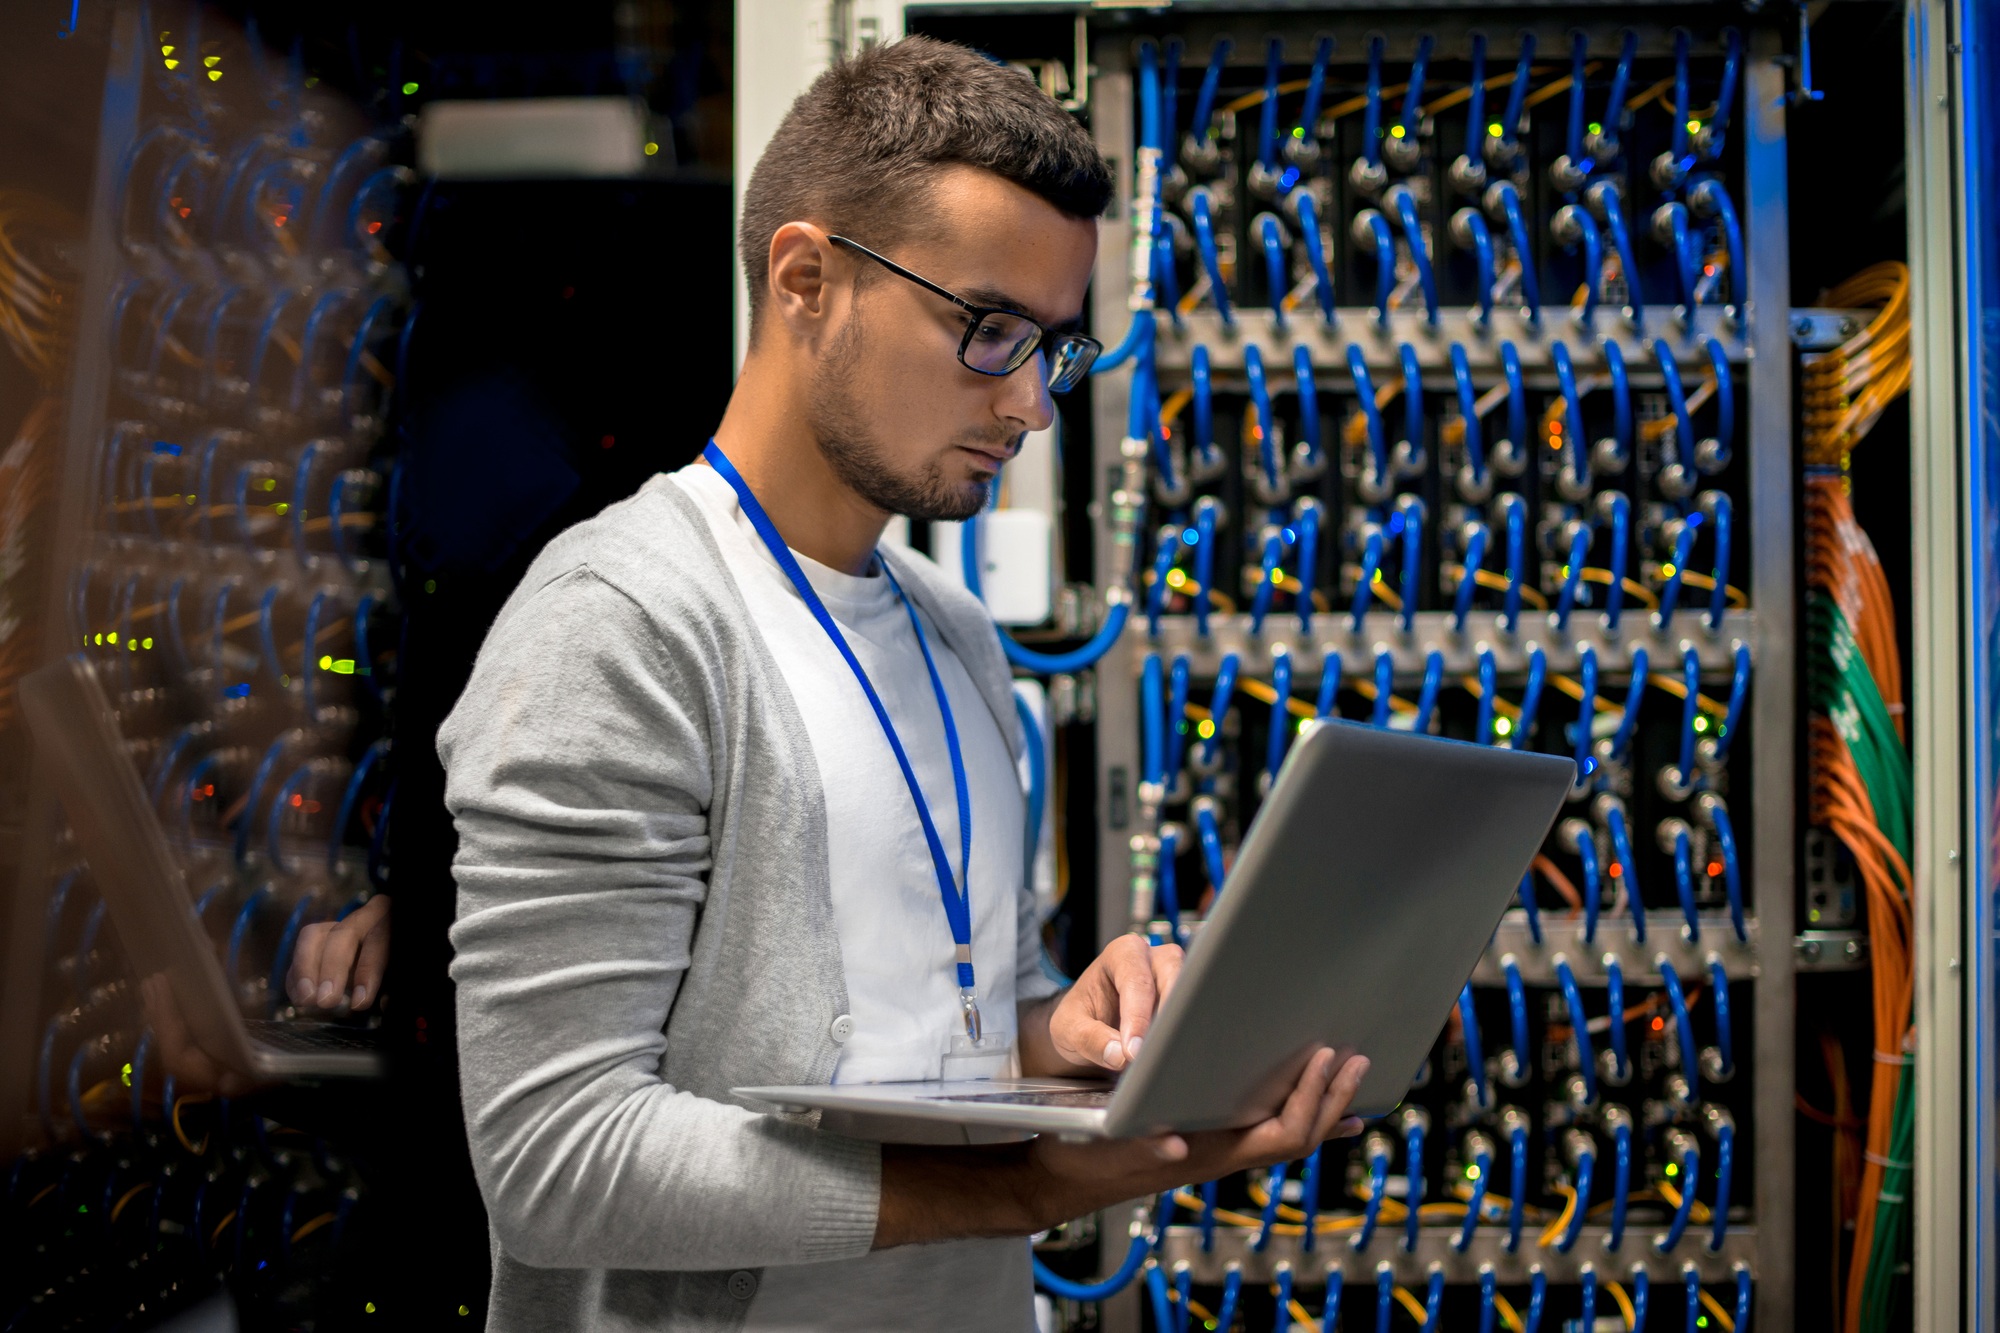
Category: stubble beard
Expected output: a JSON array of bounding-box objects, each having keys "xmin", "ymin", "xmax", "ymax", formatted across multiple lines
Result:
[{"xmin": 808, "ymin": 315, "xmax": 1015, "ymax": 523}]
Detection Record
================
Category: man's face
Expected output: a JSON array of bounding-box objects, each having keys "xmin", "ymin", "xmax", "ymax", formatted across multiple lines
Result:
[{"xmin": 806, "ymin": 166, "xmax": 1098, "ymax": 521}]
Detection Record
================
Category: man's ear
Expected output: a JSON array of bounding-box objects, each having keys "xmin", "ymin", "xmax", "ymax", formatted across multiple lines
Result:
[{"xmin": 765, "ymin": 222, "xmax": 843, "ymax": 343}]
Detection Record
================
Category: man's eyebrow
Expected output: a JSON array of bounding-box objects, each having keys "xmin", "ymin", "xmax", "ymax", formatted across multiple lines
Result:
[{"xmin": 959, "ymin": 284, "xmax": 1082, "ymax": 331}]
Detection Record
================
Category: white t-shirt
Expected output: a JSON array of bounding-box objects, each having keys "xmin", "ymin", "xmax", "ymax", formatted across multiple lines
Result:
[{"xmin": 671, "ymin": 464, "xmax": 1054, "ymax": 1333}]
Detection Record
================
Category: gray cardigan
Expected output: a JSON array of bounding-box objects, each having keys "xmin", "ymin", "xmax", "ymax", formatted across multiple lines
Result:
[{"xmin": 439, "ymin": 475, "xmax": 1030, "ymax": 1331}]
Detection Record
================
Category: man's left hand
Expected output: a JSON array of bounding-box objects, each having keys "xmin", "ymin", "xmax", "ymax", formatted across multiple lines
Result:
[{"xmin": 1021, "ymin": 935, "xmax": 1183, "ymax": 1076}]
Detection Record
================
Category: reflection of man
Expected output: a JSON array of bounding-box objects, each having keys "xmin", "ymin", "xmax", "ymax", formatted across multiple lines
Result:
[{"xmin": 439, "ymin": 36, "xmax": 1366, "ymax": 1332}]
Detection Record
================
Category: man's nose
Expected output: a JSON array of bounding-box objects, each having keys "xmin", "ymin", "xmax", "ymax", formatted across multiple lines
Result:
[{"xmin": 996, "ymin": 348, "xmax": 1056, "ymax": 434}]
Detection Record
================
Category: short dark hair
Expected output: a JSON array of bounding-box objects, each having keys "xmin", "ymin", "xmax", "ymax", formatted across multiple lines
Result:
[{"xmin": 738, "ymin": 35, "xmax": 1112, "ymax": 339}]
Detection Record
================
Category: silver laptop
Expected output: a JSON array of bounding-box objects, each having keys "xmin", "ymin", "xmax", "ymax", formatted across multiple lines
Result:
[
  {"xmin": 737, "ymin": 718, "xmax": 1572, "ymax": 1140},
  {"xmin": 19, "ymin": 654, "xmax": 385, "ymax": 1079}
]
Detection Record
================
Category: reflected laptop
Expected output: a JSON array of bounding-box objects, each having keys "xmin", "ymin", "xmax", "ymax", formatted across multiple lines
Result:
[
  {"xmin": 20, "ymin": 655, "xmax": 384, "ymax": 1079},
  {"xmin": 737, "ymin": 718, "xmax": 1572, "ymax": 1140}
]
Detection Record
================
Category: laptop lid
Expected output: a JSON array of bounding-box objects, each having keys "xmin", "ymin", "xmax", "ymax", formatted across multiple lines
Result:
[
  {"xmin": 19, "ymin": 655, "xmax": 263, "ymax": 1073},
  {"xmin": 1104, "ymin": 719, "xmax": 1574, "ymax": 1138}
]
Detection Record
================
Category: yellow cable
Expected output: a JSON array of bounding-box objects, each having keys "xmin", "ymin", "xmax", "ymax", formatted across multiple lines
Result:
[
  {"xmin": 1604, "ymin": 1279, "xmax": 1637, "ymax": 1330},
  {"xmin": 171, "ymin": 1094, "xmax": 211, "ymax": 1154},
  {"xmin": 110, "ymin": 1181, "xmax": 155, "ymax": 1223},
  {"xmin": 1698, "ymin": 1288, "xmax": 1738, "ymax": 1331},
  {"xmin": 290, "ymin": 1211, "xmax": 339, "ymax": 1244},
  {"xmin": 1577, "ymin": 567, "xmax": 1660, "ymax": 608},
  {"xmin": 1494, "ymin": 1293, "xmax": 1525, "ymax": 1333},
  {"xmin": 1239, "ymin": 675, "xmax": 1317, "ymax": 721},
  {"xmin": 1657, "ymin": 1180, "xmax": 1715, "ymax": 1224},
  {"xmin": 1392, "ymin": 1286, "xmax": 1431, "ymax": 1324},
  {"xmin": 1286, "ymin": 1298, "xmax": 1322, "ymax": 1332},
  {"xmin": 1536, "ymin": 1184, "xmax": 1578, "ymax": 1247}
]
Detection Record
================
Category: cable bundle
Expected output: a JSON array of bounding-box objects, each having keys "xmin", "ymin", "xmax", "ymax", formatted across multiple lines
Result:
[
  {"xmin": 0, "ymin": 191, "xmax": 77, "ymax": 384},
  {"xmin": 1802, "ymin": 263, "xmax": 1912, "ymax": 1333},
  {"xmin": 0, "ymin": 396, "xmax": 59, "ymax": 731}
]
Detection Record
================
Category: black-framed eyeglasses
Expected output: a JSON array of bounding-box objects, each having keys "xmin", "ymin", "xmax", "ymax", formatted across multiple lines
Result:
[{"xmin": 829, "ymin": 235, "xmax": 1101, "ymax": 393}]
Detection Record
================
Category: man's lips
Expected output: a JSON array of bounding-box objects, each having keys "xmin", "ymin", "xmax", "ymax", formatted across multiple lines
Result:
[{"xmin": 957, "ymin": 443, "xmax": 1013, "ymax": 468}]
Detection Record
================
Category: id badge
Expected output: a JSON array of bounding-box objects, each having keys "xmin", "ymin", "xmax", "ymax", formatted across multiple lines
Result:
[{"xmin": 940, "ymin": 1031, "xmax": 1016, "ymax": 1081}]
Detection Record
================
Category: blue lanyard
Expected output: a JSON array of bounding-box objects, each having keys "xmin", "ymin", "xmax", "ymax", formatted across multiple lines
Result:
[{"xmin": 703, "ymin": 441, "xmax": 983, "ymax": 1041}]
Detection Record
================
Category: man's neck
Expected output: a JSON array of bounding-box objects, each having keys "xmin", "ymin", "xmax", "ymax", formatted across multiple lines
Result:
[{"xmin": 709, "ymin": 352, "xmax": 890, "ymax": 578}]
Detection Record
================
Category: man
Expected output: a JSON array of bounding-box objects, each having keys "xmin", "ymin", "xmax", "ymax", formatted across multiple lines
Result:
[{"xmin": 440, "ymin": 35, "xmax": 1368, "ymax": 1332}]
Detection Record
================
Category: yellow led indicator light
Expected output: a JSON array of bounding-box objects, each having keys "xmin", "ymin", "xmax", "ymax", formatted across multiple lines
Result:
[
  {"xmin": 1665, "ymin": 1162, "xmax": 1679, "ymax": 1177},
  {"xmin": 92, "ymin": 633, "xmax": 103, "ymax": 645},
  {"xmin": 261, "ymin": 478, "xmax": 277, "ymax": 492},
  {"xmin": 1687, "ymin": 119, "xmax": 1702, "ymax": 134},
  {"xmin": 208, "ymin": 69, "xmax": 222, "ymax": 81},
  {"xmin": 1389, "ymin": 124, "xmax": 1406, "ymax": 139},
  {"xmin": 106, "ymin": 631, "xmax": 118, "ymax": 645},
  {"xmin": 1587, "ymin": 122, "xmax": 1602, "ymax": 136},
  {"xmin": 1693, "ymin": 715, "xmax": 1710, "ymax": 733},
  {"xmin": 142, "ymin": 637, "xmax": 153, "ymax": 649},
  {"xmin": 365, "ymin": 1303, "xmax": 377, "ymax": 1314},
  {"xmin": 402, "ymin": 81, "xmax": 420, "ymax": 95},
  {"xmin": 644, "ymin": 142, "xmax": 661, "ymax": 156},
  {"xmin": 1196, "ymin": 719, "xmax": 1217, "ymax": 740},
  {"xmin": 272, "ymin": 502, "xmax": 290, "ymax": 516},
  {"xmin": 120, "ymin": 1062, "xmax": 133, "ymax": 1087},
  {"xmin": 1494, "ymin": 717, "xmax": 1513, "ymax": 737},
  {"xmin": 458, "ymin": 1307, "xmax": 471, "ymax": 1317},
  {"xmin": 1661, "ymin": 563, "xmax": 1677, "ymax": 577},
  {"xmin": 1291, "ymin": 127, "xmax": 1305, "ymax": 139},
  {"xmin": 203, "ymin": 55, "xmax": 219, "ymax": 66},
  {"xmin": 1487, "ymin": 122, "xmax": 1504, "ymax": 138},
  {"xmin": 1466, "ymin": 1164, "xmax": 1482, "ymax": 1180}
]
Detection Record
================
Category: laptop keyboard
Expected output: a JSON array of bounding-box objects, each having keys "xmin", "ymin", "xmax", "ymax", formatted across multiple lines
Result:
[
  {"xmin": 246, "ymin": 1020, "xmax": 383, "ymax": 1054},
  {"xmin": 921, "ymin": 1090, "xmax": 1114, "ymax": 1108}
]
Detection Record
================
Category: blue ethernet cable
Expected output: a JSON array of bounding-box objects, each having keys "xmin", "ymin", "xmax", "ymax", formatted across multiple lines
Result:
[
  {"xmin": 1292, "ymin": 190, "xmax": 1337, "ymax": 326},
  {"xmin": 1656, "ymin": 339, "xmax": 1698, "ymax": 480},
  {"xmin": 1395, "ymin": 341, "xmax": 1425, "ymax": 475},
  {"xmin": 1610, "ymin": 644, "xmax": 1649, "ymax": 762},
  {"xmin": 1489, "ymin": 181, "xmax": 1541, "ymax": 329},
  {"xmin": 1193, "ymin": 498, "xmax": 1220, "ymax": 638},
  {"xmin": 129, "ymin": 1030, "xmax": 152, "ymax": 1131},
  {"xmin": 1134, "ymin": 357, "xmax": 1173, "ymax": 490},
  {"xmin": 226, "ymin": 886, "xmax": 272, "ymax": 991},
  {"xmin": 1456, "ymin": 520, "xmax": 1488, "ymax": 632},
  {"xmin": 1324, "ymin": 1269, "xmax": 1345, "ymax": 1328},
  {"xmin": 1372, "ymin": 649, "xmax": 1394, "ymax": 729},
  {"xmin": 1299, "ymin": 1145, "xmax": 1323, "ymax": 1252},
  {"xmin": 1560, "ymin": 1142, "xmax": 1595, "ymax": 1252},
  {"xmin": 1361, "ymin": 36, "xmax": 1385, "ymax": 171},
  {"xmin": 1709, "ymin": 956, "xmax": 1735, "ymax": 1077},
  {"xmin": 1563, "ymin": 32, "xmax": 1590, "ymax": 185},
  {"xmin": 1578, "ymin": 1266, "xmax": 1598, "ymax": 1330},
  {"xmin": 1555, "ymin": 527, "xmax": 1589, "ymax": 634},
  {"xmin": 1017, "ymin": 693, "xmax": 1046, "ymax": 874},
  {"xmin": 1519, "ymin": 868, "xmax": 1543, "ymax": 945},
  {"xmin": 1601, "ymin": 29, "xmax": 1637, "ymax": 158},
  {"xmin": 1710, "ymin": 1117, "xmax": 1737, "ymax": 1253},
  {"xmin": 1557, "ymin": 204, "xmax": 1603, "ymax": 331},
  {"xmin": 1160, "ymin": 38, "xmax": 1180, "ymax": 155},
  {"xmin": 1667, "ymin": 30, "xmax": 1692, "ymax": 178},
  {"xmin": 1194, "ymin": 799, "xmax": 1227, "ymax": 896},
  {"xmin": 1591, "ymin": 181, "xmax": 1646, "ymax": 330},
  {"xmin": 1391, "ymin": 188, "xmax": 1440, "ymax": 328},
  {"xmin": 1203, "ymin": 653, "xmax": 1240, "ymax": 769},
  {"xmin": 1682, "ymin": 1264, "xmax": 1703, "ymax": 1325},
  {"xmin": 1397, "ymin": 500, "xmax": 1425, "ymax": 635},
  {"xmin": 1714, "ymin": 642, "xmax": 1751, "ymax": 765},
  {"xmin": 1460, "ymin": 984, "xmax": 1487, "ymax": 1108},
  {"xmin": 1690, "ymin": 179, "xmax": 1746, "ymax": 314},
  {"xmin": 1656, "ymin": 515, "xmax": 1702, "ymax": 631},
  {"xmin": 1733, "ymin": 1264, "xmax": 1753, "ymax": 1329},
  {"xmin": 1573, "ymin": 644, "xmax": 1600, "ymax": 779},
  {"xmin": 1660, "ymin": 200, "xmax": 1698, "ymax": 313},
  {"xmin": 1185, "ymin": 37, "xmax": 1232, "ymax": 161},
  {"xmin": 1497, "ymin": 33, "xmax": 1537, "ymax": 162},
  {"xmin": 1266, "ymin": 649, "xmax": 1294, "ymax": 786},
  {"xmin": 1503, "ymin": 957, "xmax": 1530, "ymax": 1078},
  {"xmin": 1192, "ymin": 344, "xmax": 1218, "ymax": 473},
  {"xmin": 962, "ymin": 519, "xmax": 1137, "ymax": 674},
  {"xmin": 1352, "ymin": 527, "xmax": 1386, "ymax": 633},
  {"xmin": 1478, "ymin": 1267, "xmax": 1498, "ymax": 1333},
  {"xmin": 1402, "ymin": 1117, "xmax": 1427, "ymax": 1252},
  {"xmin": 1710, "ymin": 800, "xmax": 1746, "ymax": 941},
  {"xmin": 1259, "ymin": 213, "xmax": 1289, "ymax": 331},
  {"xmin": 1704, "ymin": 31, "xmax": 1744, "ymax": 161},
  {"xmin": 1420, "ymin": 1266, "xmax": 1445, "ymax": 1332},
  {"xmin": 1525, "ymin": 1267, "xmax": 1547, "ymax": 1333},
  {"xmin": 1629, "ymin": 1268, "xmax": 1652, "ymax": 1326},
  {"xmin": 266, "ymin": 762, "xmax": 317, "ymax": 874},
  {"xmin": 1460, "ymin": 33, "xmax": 1488, "ymax": 182},
  {"xmin": 1494, "ymin": 342, "xmax": 1527, "ymax": 476},
  {"xmin": 1706, "ymin": 491, "xmax": 1734, "ymax": 630},
  {"xmin": 1459, "ymin": 209, "xmax": 1497, "ymax": 330},
  {"xmin": 1575, "ymin": 822, "xmax": 1603, "ymax": 943},
  {"xmin": 1458, "ymin": 1139, "xmax": 1493, "ymax": 1251},
  {"xmin": 1602, "ymin": 489, "xmax": 1632, "ymax": 633},
  {"xmin": 1316, "ymin": 650, "xmax": 1343, "ymax": 720},
  {"xmin": 1363, "ymin": 208, "xmax": 1397, "ymax": 331},
  {"xmin": 1552, "ymin": 342, "xmax": 1589, "ymax": 498},
  {"xmin": 1256, "ymin": 1164, "xmax": 1287, "ymax": 1251},
  {"xmin": 1501, "ymin": 495, "xmax": 1526, "ymax": 635},
  {"xmin": 1672, "ymin": 825, "xmax": 1702, "ymax": 940},
  {"xmin": 1154, "ymin": 228, "xmax": 1183, "ymax": 333},
  {"xmin": 1246, "ymin": 343, "xmax": 1279, "ymax": 494},
  {"xmin": 1216, "ymin": 1267, "xmax": 1245, "ymax": 1329},
  {"xmin": 1294, "ymin": 36, "xmax": 1334, "ymax": 152},
  {"xmin": 1555, "ymin": 955, "xmax": 1598, "ymax": 1105},
  {"xmin": 1659, "ymin": 957, "xmax": 1699, "ymax": 1103},
  {"xmin": 1604, "ymin": 339, "xmax": 1633, "ymax": 468},
  {"xmin": 1174, "ymin": 1266, "xmax": 1192, "ymax": 1333},
  {"xmin": 1675, "ymin": 646, "xmax": 1702, "ymax": 787},
  {"xmin": 269, "ymin": 891, "xmax": 320, "ymax": 1016},
  {"xmin": 1702, "ymin": 342, "xmax": 1736, "ymax": 469},
  {"xmin": 1258, "ymin": 37, "xmax": 1283, "ymax": 173},
  {"xmin": 1507, "ymin": 1120, "xmax": 1530, "ymax": 1253},
  {"xmin": 1605, "ymin": 956, "xmax": 1631, "ymax": 1079},
  {"xmin": 1142, "ymin": 653, "xmax": 1165, "ymax": 791},
  {"xmin": 1191, "ymin": 190, "xmax": 1233, "ymax": 327},
  {"xmin": 1399, "ymin": 35, "xmax": 1434, "ymax": 140},
  {"xmin": 1200, "ymin": 1179, "xmax": 1219, "ymax": 1252},
  {"xmin": 1374, "ymin": 1263, "xmax": 1394, "ymax": 1333},
  {"xmin": 1295, "ymin": 498, "xmax": 1323, "ymax": 634},
  {"xmin": 1250, "ymin": 528, "xmax": 1288, "ymax": 636},
  {"xmin": 1476, "ymin": 645, "xmax": 1497, "ymax": 744},
  {"xmin": 1416, "ymin": 650, "xmax": 1444, "ymax": 734},
  {"xmin": 1156, "ymin": 825, "xmax": 1182, "ymax": 941},
  {"xmin": 1294, "ymin": 346, "xmax": 1323, "ymax": 471},
  {"xmin": 1606, "ymin": 803, "xmax": 1645, "ymax": 940},
  {"xmin": 1147, "ymin": 531, "xmax": 1178, "ymax": 639},
  {"xmin": 1357, "ymin": 1138, "xmax": 1391, "ymax": 1250},
  {"xmin": 1144, "ymin": 1264, "xmax": 1174, "ymax": 1328},
  {"xmin": 1517, "ymin": 643, "xmax": 1549, "ymax": 747},
  {"xmin": 1274, "ymin": 1267, "xmax": 1296, "ymax": 1332},
  {"xmin": 1609, "ymin": 1115, "xmax": 1634, "ymax": 1251},
  {"xmin": 300, "ymin": 591, "xmax": 331, "ymax": 718},
  {"xmin": 1449, "ymin": 343, "xmax": 1487, "ymax": 490},
  {"xmin": 1164, "ymin": 654, "xmax": 1192, "ymax": 791},
  {"xmin": 1040, "ymin": 1224, "xmax": 1152, "ymax": 1296},
  {"xmin": 1349, "ymin": 346, "xmax": 1390, "ymax": 495},
  {"xmin": 236, "ymin": 735, "xmax": 291, "ymax": 868}
]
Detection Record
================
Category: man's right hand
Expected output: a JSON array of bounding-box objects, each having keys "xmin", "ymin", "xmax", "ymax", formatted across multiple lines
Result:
[{"xmin": 873, "ymin": 1048, "xmax": 1370, "ymax": 1248}]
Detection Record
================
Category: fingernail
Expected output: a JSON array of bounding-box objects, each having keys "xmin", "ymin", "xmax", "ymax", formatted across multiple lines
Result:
[
  {"xmin": 1126, "ymin": 1036, "xmax": 1144, "ymax": 1060},
  {"xmin": 1103, "ymin": 1039, "xmax": 1125, "ymax": 1068},
  {"xmin": 317, "ymin": 980, "xmax": 336, "ymax": 1006},
  {"xmin": 351, "ymin": 986, "xmax": 367, "ymax": 1009}
]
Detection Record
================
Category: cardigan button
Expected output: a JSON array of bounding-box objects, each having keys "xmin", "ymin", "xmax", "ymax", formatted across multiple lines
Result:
[
  {"xmin": 726, "ymin": 1271, "xmax": 759, "ymax": 1301},
  {"xmin": 829, "ymin": 1014, "xmax": 855, "ymax": 1044}
]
